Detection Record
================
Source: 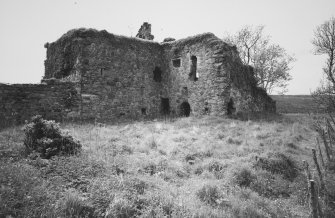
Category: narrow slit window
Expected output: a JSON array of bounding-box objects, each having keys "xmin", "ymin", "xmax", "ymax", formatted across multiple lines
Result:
[
  {"xmin": 172, "ymin": 59, "xmax": 181, "ymax": 68},
  {"xmin": 189, "ymin": 56, "xmax": 198, "ymax": 81},
  {"xmin": 153, "ymin": 67, "xmax": 162, "ymax": 82}
]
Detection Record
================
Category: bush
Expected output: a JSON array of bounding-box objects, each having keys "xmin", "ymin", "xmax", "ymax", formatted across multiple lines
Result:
[
  {"xmin": 55, "ymin": 191, "xmax": 94, "ymax": 218},
  {"xmin": 250, "ymin": 170, "xmax": 291, "ymax": 198},
  {"xmin": 0, "ymin": 163, "xmax": 54, "ymax": 217},
  {"xmin": 23, "ymin": 115, "xmax": 81, "ymax": 159},
  {"xmin": 232, "ymin": 167, "xmax": 256, "ymax": 187},
  {"xmin": 105, "ymin": 195, "xmax": 139, "ymax": 218},
  {"xmin": 196, "ymin": 184, "xmax": 221, "ymax": 207},
  {"xmin": 254, "ymin": 152, "xmax": 299, "ymax": 181}
]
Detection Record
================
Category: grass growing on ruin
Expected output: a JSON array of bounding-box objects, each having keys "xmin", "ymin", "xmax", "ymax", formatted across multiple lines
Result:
[{"xmin": 0, "ymin": 114, "xmax": 329, "ymax": 217}]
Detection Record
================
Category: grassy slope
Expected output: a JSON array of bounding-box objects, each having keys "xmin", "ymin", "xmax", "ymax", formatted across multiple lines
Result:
[
  {"xmin": 271, "ymin": 95, "xmax": 320, "ymax": 114},
  {"xmin": 0, "ymin": 115, "xmax": 326, "ymax": 217}
]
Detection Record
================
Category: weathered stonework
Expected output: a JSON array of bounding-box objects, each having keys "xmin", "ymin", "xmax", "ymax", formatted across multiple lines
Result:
[
  {"xmin": 136, "ymin": 22, "xmax": 154, "ymax": 40},
  {"xmin": 0, "ymin": 23, "xmax": 275, "ymax": 127},
  {"xmin": 0, "ymin": 80, "xmax": 79, "ymax": 127}
]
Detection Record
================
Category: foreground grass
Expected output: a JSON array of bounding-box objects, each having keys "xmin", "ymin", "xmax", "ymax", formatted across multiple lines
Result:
[{"xmin": 0, "ymin": 114, "xmax": 328, "ymax": 217}]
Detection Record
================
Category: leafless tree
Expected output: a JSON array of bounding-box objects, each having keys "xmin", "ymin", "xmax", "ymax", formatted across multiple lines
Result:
[
  {"xmin": 224, "ymin": 26, "xmax": 295, "ymax": 94},
  {"xmin": 312, "ymin": 17, "xmax": 335, "ymax": 112}
]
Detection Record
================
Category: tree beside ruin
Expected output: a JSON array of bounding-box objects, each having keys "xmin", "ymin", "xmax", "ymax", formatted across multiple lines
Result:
[
  {"xmin": 312, "ymin": 17, "xmax": 335, "ymax": 112},
  {"xmin": 224, "ymin": 26, "xmax": 295, "ymax": 94}
]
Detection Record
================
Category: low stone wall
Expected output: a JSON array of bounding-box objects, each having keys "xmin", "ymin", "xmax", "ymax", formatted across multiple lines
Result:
[{"xmin": 0, "ymin": 81, "xmax": 79, "ymax": 129}]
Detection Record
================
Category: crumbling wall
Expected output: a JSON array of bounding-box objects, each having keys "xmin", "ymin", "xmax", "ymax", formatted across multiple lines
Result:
[
  {"xmin": 162, "ymin": 33, "xmax": 275, "ymax": 116},
  {"xmin": 43, "ymin": 28, "xmax": 275, "ymax": 120},
  {"xmin": 45, "ymin": 28, "xmax": 168, "ymax": 121},
  {"xmin": 136, "ymin": 22, "xmax": 154, "ymax": 40},
  {"xmin": 162, "ymin": 33, "xmax": 238, "ymax": 116},
  {"xmin": 0, "ymin": 81, "xmax": 79, "ymax": 128},
  {"xmin": 224, "ymin": 52, "xmax": 276, "ymax": 114}
]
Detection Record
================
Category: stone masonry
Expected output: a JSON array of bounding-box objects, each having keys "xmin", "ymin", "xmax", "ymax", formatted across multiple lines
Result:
[
  {"xmin": 136, "ymin": 22, "xmax": 154, "ymax": 40},
  {"xmin": 0, "ymin": 22, "xmax": 275, "ymax": 127},
  {"xmin": 0, "ymin": 80, "xmax": 79, "ymax": 127}
]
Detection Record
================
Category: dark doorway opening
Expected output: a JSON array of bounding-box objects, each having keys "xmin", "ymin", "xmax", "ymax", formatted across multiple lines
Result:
[
  {"xmin": 161, "ymin": 98, "xmax": 170, "ymax": 115},
  {"xmin": 180, "ymin": 102, "xmax": 191, "ymax": 117},
  {"xmin": 153, "ymin": 67, "xmax": 162, "ymax": 82},
  {"xmin": 227, "ymin": 98, "xmax": 236, "ymax": 115},
  {"xmin": 189, "ymin": 56, "xmax": 198, "ymax": 81},
  {"xmin": 141, "ymin": 108, "xmax": 147, "ymax": 115}
]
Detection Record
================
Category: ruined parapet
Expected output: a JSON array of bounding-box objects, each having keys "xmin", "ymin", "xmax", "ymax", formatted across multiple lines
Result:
[{"xmin": 136, "ymin": 22, "xmax": 154, "ymax": 40}]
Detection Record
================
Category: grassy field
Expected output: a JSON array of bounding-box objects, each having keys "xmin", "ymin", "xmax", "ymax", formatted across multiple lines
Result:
[
  {"xmin": 271, "ymin": 95, "xmax": 321, "ymax": 114},
  {"xmin": 0, "ymin": 115, "xmax": 333, "ymax": 217}
]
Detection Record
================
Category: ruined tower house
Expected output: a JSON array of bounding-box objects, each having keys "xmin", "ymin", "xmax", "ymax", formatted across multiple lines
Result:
[{"xmin": 0, "ymin": 23, "xmax": 275, "ymax": 125}]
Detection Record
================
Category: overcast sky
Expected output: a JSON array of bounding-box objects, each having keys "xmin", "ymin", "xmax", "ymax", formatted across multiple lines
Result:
[{"xmin": 0, "ymin": 0, "xmax": 334, "ymax": 94}]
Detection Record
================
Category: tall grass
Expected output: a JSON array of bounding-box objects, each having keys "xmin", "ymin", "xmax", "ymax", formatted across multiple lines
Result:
[{"xmin": 0, "ymin": 115, "xmax": 318, "ymax": 217}]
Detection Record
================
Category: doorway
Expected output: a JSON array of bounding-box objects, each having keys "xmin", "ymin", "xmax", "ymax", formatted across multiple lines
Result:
[
  {"xmin": 161, "ymin": 98, "xmax": 170, "ymax": 115},
  {"xmin": 227, "ymin": 98, "xmax": 235, "ymax": 115},
  {"xmin": 180, "ymin": 102, "xmax": 191, "ymax": 117}
]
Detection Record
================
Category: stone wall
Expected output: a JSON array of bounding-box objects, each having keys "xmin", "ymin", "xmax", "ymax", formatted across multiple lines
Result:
[
  {"xmin": 225, "ymin": 53, "xmax": 276, "ymax": 114},
  {"xmin": 162, "ymin": 33, "xmax": 275, "ymax": 116},
  {"xmin": 162, "ymin": 33, "xmax": 232, "ymax": 116},
  {"xmin": 42, "ymin": 28, "xmax": 275, "ymax": 120},
  {"xmin": 0, "ymin": 81, "xmax": 79, "ymax": 128},
  {"xmin": 136, "ymin": 22, "xmax": 154, "ymax": 40},
  {"xmin": 45, "ymin": 28, "xmax": 169, "ymax": 121},
  {"xmin": 0, "ymin": 25, "xmax": 276, "ymax": 128}
]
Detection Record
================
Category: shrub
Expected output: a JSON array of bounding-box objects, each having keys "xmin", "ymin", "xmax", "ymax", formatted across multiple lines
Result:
[
  {"xmin": 0, "ymin": 163, "xmax": 44, "ymax": 217},
  {"xmin": 254, "ymin": 152, "xmax": 299, "ymax": 181},
  {"xmin": 196, "ymin": 184, "xmax": 221, "ymax": 207},
  {"xmin": 89, "ymin": 178, "xmax": 119, "ymax": 217},
  {"xmin": 105, "ymin": 195, "xmax": 138, "ymax": 218},
  {"xmin": 232, "ymin": 167, "xmax": 256, "ymax": 187},
  {"xmin": 250, "ymin": 170, "xmax": 291, "ymax": 198},
  {"xmin": 207, "ymin": 160, "xmax": 226, "ymax": 179},
  {"xmin": 208, "ymin": 161, "xmax": 225, "ymax": 173},
  {"xmin": 55, "ymin": 191, "xmax": 94, "ymax": 218},
  {"xmin": 23, "ymin": 115, "xmax": 81, "ymax": 158}
]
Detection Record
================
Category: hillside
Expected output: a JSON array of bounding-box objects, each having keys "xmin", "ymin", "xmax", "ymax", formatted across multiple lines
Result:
[
  {"xmin": 2, "ymin": 115, "xmax": 334, "ymax": 217},
  {"xmin": 271, "ymin": 95, "xmax": 321, "ymax": 114}
]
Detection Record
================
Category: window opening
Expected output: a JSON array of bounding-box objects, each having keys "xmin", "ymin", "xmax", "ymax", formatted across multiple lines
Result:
[
  {"xmin": 189, "ymin": 56, "xmax": 198, "ymax": 81},
  {"xmin": 153, "ymin": 67, "xmax": 162, "ymax": 82},
  {"xmin": 172, "ymin": 59, "xmax": 181, "ymax": 68}
]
